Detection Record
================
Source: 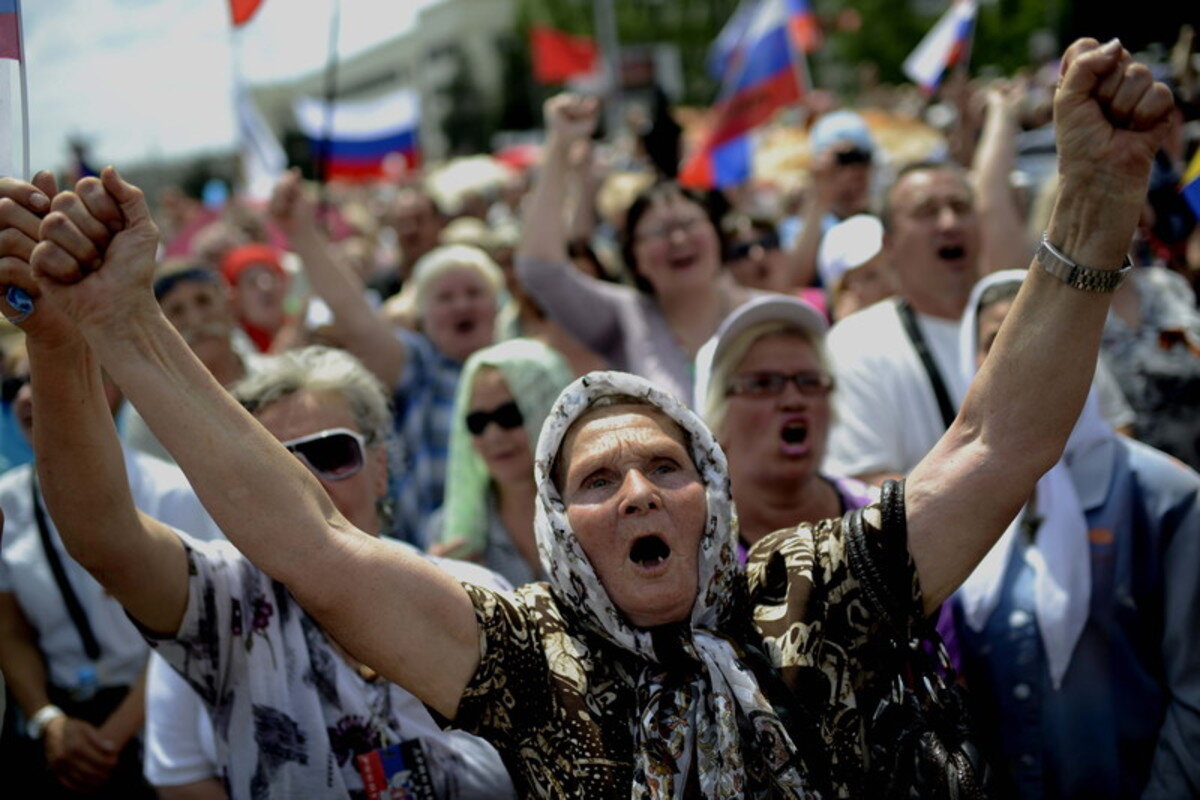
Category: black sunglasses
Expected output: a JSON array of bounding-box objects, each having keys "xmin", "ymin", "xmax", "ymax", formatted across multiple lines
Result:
[
  {"xmin": 726, "ymin": 371, "xmax": 835, "ymax": 398},
  {"xmin": 725, "ymin": 232, "xmax": 781, "ymax": 262},
  {"xmin": 280, "ymin": 427, "xmax": 367, "ymax": 481},
  {"xmin": 834, "ymin": 147, "xmax": 872, "ymax": 166},
  {"xmin": 1, "ymin": 374, "xmax": 29, "ymax": 404},
  {"xmin": 465, "ymin": 401, "xmax": 524, "ymax": 436}
]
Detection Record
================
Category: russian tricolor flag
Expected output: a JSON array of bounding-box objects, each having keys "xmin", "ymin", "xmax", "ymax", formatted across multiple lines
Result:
[
  {"xmin": 0, "ymin": 0, "xmax": 20, "ymax": 61},
  {"xmin": 903, "ymin": 0, "xmax": 978, "ymax": 95},
  {"xmin": 294, "ymin": 88, "xmax": 420, "ymax": 183},
  {"xmin": 682, "ymin": 0, "xmax": 810, "ymax": 189}
]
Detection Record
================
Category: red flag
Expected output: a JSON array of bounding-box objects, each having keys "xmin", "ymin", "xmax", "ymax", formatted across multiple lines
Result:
[
  {"xmin": 229, "ymin": 0, "xmax": 265, "ymax": 27},
  {"xmin": 530, "ymin": 25, "xmax": 598, "ymax": 85}
]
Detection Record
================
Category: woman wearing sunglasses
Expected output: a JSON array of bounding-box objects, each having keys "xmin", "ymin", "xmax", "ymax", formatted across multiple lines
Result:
[
  {"xmin": 11, "ymin": 39, "xmax": 1176, "ymax": 799},
  {"xmin": 695, "ymin": 296, "xmax": 875, "ymax": 559},
  {"xmin": 427, "ymin": 339, "xmax": 574, "ymax": 586},
  {"xmin": 114, "ymin": 346, "xmax": 514, "ymax": 798}
]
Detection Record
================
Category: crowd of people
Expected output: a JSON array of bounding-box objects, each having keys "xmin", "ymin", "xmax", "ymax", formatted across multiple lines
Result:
[{"xmin": 0, "ymin": 31, "xmax": 1195, "ymax": 800}]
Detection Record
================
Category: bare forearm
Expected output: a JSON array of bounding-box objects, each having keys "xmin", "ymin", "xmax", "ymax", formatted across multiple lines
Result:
[
  {"xmin": 0, "ymin": 593, "xmax": 52, "ymax": 716},
  {"xmin": 28, "ymin": 337, "xmax": 187, "ymax": 631},
  {"xmin": 909, "ymin": 180, "xmax": 1144, "ymax": 610},
  {"xmin": 783, "ymin": 201, "xmax": 824, "ymax": 289},
  {"xmin": 97, "ymin": 665, "xmax": 146, "ymax": 747},
  {"xmin": 158, "ymin": 780, "xmax": 229, "ymax": 800},
  {"xmin": 972, "ymin": 103, "xmax": 1031, "ymax": 271},
  {"xmin": 80, "ymin": 305, "xmax": 344, "ymax": 590},
  {"xmin": 519, "ymin": 136, "xmax": 571, "ymax": 263},
  {"xmin": 289, "ymin": 229, "xmax": 405, "ymax": 386}
]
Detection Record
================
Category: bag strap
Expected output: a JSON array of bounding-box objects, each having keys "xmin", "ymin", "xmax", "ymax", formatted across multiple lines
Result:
[
  {"xmin": 896, "ymin": 300, "xmax": 957, "ymax": 430},
  {"xmin": 30, "ymin": 473, "xmax": 102, "ymax": 661}
]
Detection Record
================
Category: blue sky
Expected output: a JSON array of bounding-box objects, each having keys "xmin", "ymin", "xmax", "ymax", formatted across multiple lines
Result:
[{"xmin": 21, "ymin": 0, "xmax": 439, "ymax": 172}]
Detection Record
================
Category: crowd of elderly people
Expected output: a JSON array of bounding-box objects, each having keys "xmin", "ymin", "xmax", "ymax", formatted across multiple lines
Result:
[{"xmin": 0, "ymin": 35, "xmax": 1196, "ymax": 800}]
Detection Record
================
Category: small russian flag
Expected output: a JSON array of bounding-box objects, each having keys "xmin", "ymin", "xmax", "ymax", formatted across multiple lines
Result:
[
  {"xmin": 903, "ymin": 0, "xmax": 978, "ymax": 95},
  {"xmin": 0, "ymin": 0, "xmax": 20, "ymax": 61},
  {"xmin": 295, "ymin": 88, "xmax": 420, "ymax": 183},
  {"xmin": 681, "ymin": 0, "xmax": 810, "ymax": 189}
]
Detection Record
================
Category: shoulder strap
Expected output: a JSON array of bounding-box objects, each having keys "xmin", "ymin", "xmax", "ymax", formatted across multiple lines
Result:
[
  {"xmin": 30, "ymin": 473, "xmax": 102, "ymax": 661},
  {"xmin": 896, "ymin": 300, "xmax": 957, "ymax": 430}
]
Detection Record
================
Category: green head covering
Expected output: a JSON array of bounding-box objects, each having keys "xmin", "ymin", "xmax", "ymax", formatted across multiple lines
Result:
[{"xmin": 439, "ymin": 338, "xmax": 574, "ymax": 559}]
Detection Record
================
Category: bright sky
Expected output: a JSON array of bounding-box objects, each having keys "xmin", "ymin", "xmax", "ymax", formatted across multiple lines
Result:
[{"xmin": 21, "ymin": 0, "xmax": 441, "ymax": 173}]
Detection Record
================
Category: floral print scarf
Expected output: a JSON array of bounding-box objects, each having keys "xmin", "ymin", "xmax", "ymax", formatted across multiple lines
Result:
[{"xmin": 532, "ymin": 371, "xmax": 812, "ymax": 799}]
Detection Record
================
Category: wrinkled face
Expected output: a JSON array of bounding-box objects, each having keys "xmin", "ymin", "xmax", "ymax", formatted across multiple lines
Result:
[
  {"xmin": 159, "ymin": 280, "xmax": 235, "ymax": 362},
  {"xmin": 885, "ymin": 169, "xmax": 980, "ymax": 296},
  {"xmin": 421, "ymin": 267, "xmax": 497, "ymax": 363},
  {"xmin": 559, "ymin": 407, "xmax": 707, "ymax": 628},
  {"xmin": 230, "ymin": 264, "xmax": 288, "ymax": 332},
  {"xmin": 833, "ymin": 253, "xmax": 895, "ymax": 320},
  {"xmin": 975, "ymin": 299, "xmax": 1012, "ymax": 370},
  {"xmin": 719, "ymin": 333, "xmax": 832, "ymax": 490},
  {"xmin": 468, "ymin": 368, "xmax": 534, "ymax": 487},
  {"xmin": 255, "ymin": 389, "xmax": 388, "ymax": 535},
  {"xmin": 631, "ymin": 196, "xmax": 721, "ymax": 294}
]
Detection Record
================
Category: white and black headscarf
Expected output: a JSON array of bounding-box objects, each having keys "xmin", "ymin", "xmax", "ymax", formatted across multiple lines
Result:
[{"xmin": 533, "ymin": 371, "xmax": 813, "ymax": 799}]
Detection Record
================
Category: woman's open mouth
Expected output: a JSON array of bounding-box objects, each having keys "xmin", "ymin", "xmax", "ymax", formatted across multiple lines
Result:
[
  {"xmin": 779, "ymin": 418, "xmax": 810, "ymax": 456},
  {"xmin": 454, "ymin": 318, "xmax": 477, "ymax": 335},
  {"xmin": 629, "ymin": 534, "xmax": 671, "ymax": 570}
]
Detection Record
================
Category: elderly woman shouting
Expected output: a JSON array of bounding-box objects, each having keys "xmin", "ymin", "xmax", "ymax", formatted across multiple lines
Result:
[{"xmin": 4, "ymin": 39, "xmax": 1173, "ymax": 799}]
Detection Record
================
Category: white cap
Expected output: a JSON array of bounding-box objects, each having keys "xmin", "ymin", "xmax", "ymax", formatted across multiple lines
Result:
[
  {"xmin": 693, "ymin": 295, "xmax": 828, "ymax": 412},
  {"xmin": 817, "ymin": 214, "xmax": 885, "ymax": 290}
]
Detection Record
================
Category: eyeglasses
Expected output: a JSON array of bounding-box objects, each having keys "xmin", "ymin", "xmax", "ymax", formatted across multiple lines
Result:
[
  {"xmin": 635, "ymin": 216, "xmax": 708, "ymax": 244},
  {"xmin": 726, "ymin": 371, "xmax": 835, "ymax": 398},
  {"xmin": 466, "ymin": 401, "xmax": 524, "ymax": 436},
  {"xmin": 280, "ymin": 428, "xmax": 368, "ymax": 481},
  {"xmin": 724, "ymin": 232, "xmax": 781, "ymax": 262}
]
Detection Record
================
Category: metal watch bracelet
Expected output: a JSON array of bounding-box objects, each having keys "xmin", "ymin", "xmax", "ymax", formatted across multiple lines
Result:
[{"xmin": 1035, "ymin": 234, "xmax": 1132, "ymax": 292}]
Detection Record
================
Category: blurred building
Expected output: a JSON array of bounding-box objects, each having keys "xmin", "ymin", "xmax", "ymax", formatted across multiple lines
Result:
[{"xmin": 252, "ymin": 0, "xmax": 518, "ymax": 166}]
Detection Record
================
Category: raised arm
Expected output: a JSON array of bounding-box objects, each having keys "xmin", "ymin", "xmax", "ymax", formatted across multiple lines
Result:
[
  {"xmin": 269, "ymin": 170, "xmax": 408, "ymax": 388},
  {"xmin": 905, "ymin": 39, "xmax": 1174, "ymax": 613},
  {"xmin": 0, "ymin": 174, "xmax": 189, "ymax": 632},
  {"xmin": 27, "ymin": 169, "xmax": 480, "ymax": 719},
  {"xmin": 971, "ymin": 79, "xmax": 1035, "ymax": 272}
]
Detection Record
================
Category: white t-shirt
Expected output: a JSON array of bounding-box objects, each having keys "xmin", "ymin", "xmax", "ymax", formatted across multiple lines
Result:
[
  {"xmin": 0, "ymin": 448, "xmax": 220, "ymax": 691},
  {"xmin": 825, "ymin": 298, "xmax": 967, "ymax": 478},
  {"xmin": 145, "ymin": 534, "xmax": 515, "ymax": 799}
]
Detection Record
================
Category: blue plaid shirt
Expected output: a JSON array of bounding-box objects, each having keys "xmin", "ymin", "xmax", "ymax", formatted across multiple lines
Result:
[{"xmin": 390, "ymin": 330, "xmax": 461, "ymax": 547}]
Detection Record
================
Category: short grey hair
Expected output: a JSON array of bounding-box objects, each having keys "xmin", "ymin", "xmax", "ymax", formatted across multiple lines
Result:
[
  {"xmin": 232, "ymin": 346, "xmax": 392, "ymax": 447},
  {"xmin": 704, "ymin": 320, "xmax": 832, "ymax": 439}
]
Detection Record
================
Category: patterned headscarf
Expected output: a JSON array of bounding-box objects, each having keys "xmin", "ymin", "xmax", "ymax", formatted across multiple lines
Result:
[
  {"xmin": 440, "ymin": 338, "xmax": 574, "ymax": 559},
  {"xmin": 533, "ymin": 371, "xmax": 811, "ymax": 799}
]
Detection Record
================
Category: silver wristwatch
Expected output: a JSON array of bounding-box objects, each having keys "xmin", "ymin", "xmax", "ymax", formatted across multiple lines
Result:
[{"xmin": 1035, "ymin": 234, "xmax": 1132, "ymax": 292}]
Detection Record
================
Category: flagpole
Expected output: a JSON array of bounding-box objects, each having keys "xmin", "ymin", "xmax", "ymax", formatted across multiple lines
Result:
[
  {"xmin": 592, "ymin": 0, "xmax": 621, "ymax": 140},
  {"xmin": 318, "ymin": 0, "xmax": 342, "ymax": 224},
  {"xmin": 14, "ymin": 0, "xmax": 29, "ymax": 180}
]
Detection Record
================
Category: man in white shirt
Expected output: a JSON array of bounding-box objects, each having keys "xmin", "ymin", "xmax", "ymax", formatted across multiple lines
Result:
[{"xmin": 825, "ymin": 162, "xmax": 980, "ymax": 484}]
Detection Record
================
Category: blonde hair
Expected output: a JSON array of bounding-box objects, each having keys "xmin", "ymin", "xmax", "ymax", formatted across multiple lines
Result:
[
  {"xmin": 409, "ymin": 244, "xmax": 505, "ymax": 316},
  {"xmin": 703, "ymin": 320, "xmax": 831, "ymax": 438}
]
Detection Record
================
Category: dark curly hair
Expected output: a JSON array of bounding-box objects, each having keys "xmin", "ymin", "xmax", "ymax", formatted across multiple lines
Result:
[{"xmin": 619, "ymin": 181, "xmax": 730, "ymax": 294}]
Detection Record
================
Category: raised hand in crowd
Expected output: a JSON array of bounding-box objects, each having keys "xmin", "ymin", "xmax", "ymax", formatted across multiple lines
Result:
[{"xmin": 269, "ymin": 167, "xmax": 408, "ymax": 387}]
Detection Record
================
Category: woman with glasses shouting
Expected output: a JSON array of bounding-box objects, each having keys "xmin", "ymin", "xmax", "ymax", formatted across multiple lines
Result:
[
  {"xmin": 518, "ymin": 94, "xmax": 762, "ymax": 407},
  {"xmin": 695, "ymin": 296, "xmax": 876, "ymax": 558},
  {"xmin": 425, "ymin": 339, "xmax": 574, "ymax": 587}
]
